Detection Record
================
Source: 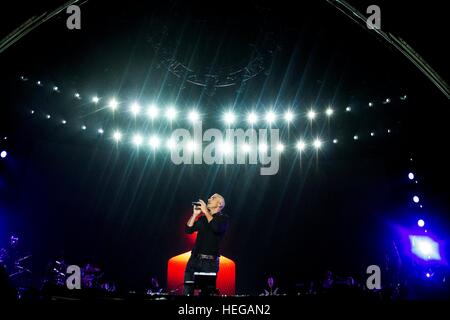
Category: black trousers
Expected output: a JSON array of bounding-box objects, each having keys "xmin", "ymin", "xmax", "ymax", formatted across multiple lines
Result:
[{"xmin": 184, "ymin": 255, "xmax": 219, "ymax": 295}]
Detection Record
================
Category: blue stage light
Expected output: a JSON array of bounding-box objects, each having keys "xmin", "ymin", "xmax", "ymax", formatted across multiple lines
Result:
[{"xmin": 409, "ymin": 235, "xmax": 441, "ymax": 261}]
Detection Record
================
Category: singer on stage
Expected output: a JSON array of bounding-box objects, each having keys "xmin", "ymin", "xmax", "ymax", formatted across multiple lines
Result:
[{"xmin": 184, "ymin": 193, "xmax": 229, "ymax": 295}]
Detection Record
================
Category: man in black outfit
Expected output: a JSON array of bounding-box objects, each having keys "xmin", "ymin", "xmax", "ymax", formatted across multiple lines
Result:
[{"xmin": 184, "ymin": 193, "xmax": 229, "ymax": 295}]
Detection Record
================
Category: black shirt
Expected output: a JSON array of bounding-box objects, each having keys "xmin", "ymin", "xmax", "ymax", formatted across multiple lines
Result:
[{"xmin": 185, "ymin": 213, "xmax": 229, "ymax": 257}]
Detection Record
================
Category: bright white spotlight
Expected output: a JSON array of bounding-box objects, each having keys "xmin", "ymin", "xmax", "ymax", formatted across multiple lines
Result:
[
  {"xmin": 325, "ymin": 108, "xmax": 334, "ymax": 116},
  {"xmin": 149, "ymin": 136, "xmax": 161, "ymax": 149},
  {"xmin": 307, "ymin": 110, "xmax": 316, "ymax": 120},
  {"xmin": 220, "ymin": 141, "xmax": 233, "ymax": 155},
  {"xmin": 223, "ymin": 111, "xmax": 236, "ymax": 125},
  {"xmin": 259, "ymin": 143, "xmax": 268, "ymax": 153},
  {"xmin": 81, "ymin": 125, "xmax": 87, "ymax": 130},
  {"xmin": 0, "ymin": 151, "xmax": 7, "ymax": 159},
  {"xmin": 36, "ymin": 81, "xmax": 42, "ymax": 86},
  {"xmin": 296, "ymin": 140, "xmax": 306, "ymax": 151},
  {"xmin": 370, "ymin": 132, "xmax": 375, "ymax": 137},
  {"xmin": 241, "ymin": 143, "xmax": 251, "ymax": 153},
  {"xmin": 165, "ymin": 106, "xmax": 177, "ymax": 121},
  {"xmin": 387, "ymin": 129, "xmax": 391, "ymax": 133},
  {"xmin": 133, "ymin": 134, "xmax": 143, "ymax": 146},
  {"xmin": 333, "ymin": 139, "xmax": 338, "ymax": 144},
  {"xmin": 419, "ymin": 242, "xmax": 433, "ymax": 255},
  {"xmin": 166, "ymin": 138, "xmax": 177, "ymax": 150},
  {"xmin": 246, "ymin": 112, "xmax": 258, "ymax": 125},
  {"xmin": 113, "ymin": 131, "xmax": 122, "ymax": 142},
  {"xmin": 418, "ymin": 219, "xmax": 425, "ymax": 228},
  {"xmin": 410, "ymin": 235, "xmax": 441, "ymax": 261},
  {"xmin": 400, "ymin": 94, "xmax": 408, "ymax": 100},
  {"xmin": 147, "ymin": 104, "xmax": 159, "ymax": 120},
  {"xmin": 92, "ymin": 96, "xmax": 100, "ymax": 104},
  {"xmin": 353, "ymin": 135, "xmax": 359, "ymax": 140},
  {"xmin": 264, "ymin": 111, "xmax": 277, "ymax": 124},
  {"xmin": 413, "ymin": 196, "xmax": 420, "ymax": 203},
  {"xmin": 46, "ymin": 114, "xmax": 51, "ymax": 119},
  {"xmin": 284, "ymin": 110, "xmax": 294, "ymax": 123},
  {"xmin": 30, "ymin": 110, "xmax": 35, "ymax": 114},
  {"xmin": 313, "ymin": 139, "xmax": 322, "ymax": 149},
  {"xmin": 346, "ymin": 106, "xmax": 351, "ymax": 112},
  {"xmin": 187, "ymin": 140, "xmax": 197, "ymax": 151},
  {"xmin": 53, "ymin": 86, "xmax": 59, "ymax": 92},
  {"xmin": 385, "ymin": 98, "xmax": 391, "ymax": 104},
  {"xmin": 74, "ymin": 93, "xmax": 81, "ymax": 99},
  {"xmin": 276, "ymin": 143, "xmax": 285, "ymax": 152},
  {"xmin": 130, "ymin": 102, "xmax": 141, "ymax": 116},
  {"xmin": 368, "ymin": 102, "xmax": 373, "ymax": 107},
  {"xmin": 188, "ymin": 109, "xmax": 200, "ymax": 123},
  {"xmin": 108, "ymin": 98, "xmax": 118, "ymax": 110},
  {"xmin": 61, "ymin": 120, "xmax": 67, "ymax": 124},
  {"xmin": 408, "ymin": 172, "xmax": 415, "ymax": 180},
  {"xmin": 98, "ymin": 128, "xmax": 104, "ymax": 134}
]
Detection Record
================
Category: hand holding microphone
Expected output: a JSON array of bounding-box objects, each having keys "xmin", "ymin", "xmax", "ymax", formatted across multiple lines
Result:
[
  {"xmin": 192, "ymin": 202, "xmax": 202, "ymax": 217},
  {"xmin": 192, "ymin": 199, "xmax": 209, "ymax": 215}
]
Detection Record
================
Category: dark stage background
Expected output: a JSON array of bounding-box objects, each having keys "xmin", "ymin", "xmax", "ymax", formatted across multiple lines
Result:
[{"xmin": 0, "ymin": 0, "xmax": 449, "ymax": 295}]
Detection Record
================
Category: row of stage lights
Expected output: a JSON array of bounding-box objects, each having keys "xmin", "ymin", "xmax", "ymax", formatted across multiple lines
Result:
[
  {"xmin": 405, "ymin": 160, "xmax": 443, "ymax": 270},
  {"xmin": 92, "ymin": 96, "xmax": 334, "ymax": 125},
  {"xmin": 87, "ymin": 94, "xmax": 405, "ymax": 123},
  {"xmin": 28, "ymin": 109, "xmax": 334, "ymax": 152},
  {"xmin": 32, "ymin": 110, "xmax": 394, "ymax": 142},
  {"xmin": 108, "ymin": 131, "xmax": 324, "ymax": 153},
  {"xmin": 34, "ymin": 94, "xmax": 400, "ymax": 129},
  {"xmin": 22, "ymin": 76, "xmax": 399, "ymax": 152},
  {"xmin": 20, "ymin": 76, "xmax": 407, "ymax": 126},
  {"xmin": 29, "ymin": 109, "xmax": 393, "ymax": 146},
  {"xmin": 407, "ymin": 163, "xmax": 425, "ymax": 215}
]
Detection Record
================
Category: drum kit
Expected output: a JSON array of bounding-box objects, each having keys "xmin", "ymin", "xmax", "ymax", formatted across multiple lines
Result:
[
  {"xmin": 0, "ymin": 236, "xmax": 32, "ymax": 283},
  {"xmin": 80, "ymin": 263, "xmax": 104, "ymax": 289},
  {"xmin": 44, "ymin": 259, "xmax": 116, "ymax": 291},
  {"xmin": 44, "ymin": 258, "xmax": 67, "ymax": 287},
  {"xmin": 2, "ymin": 235, "xmax": 119, "ymax": 295}
]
